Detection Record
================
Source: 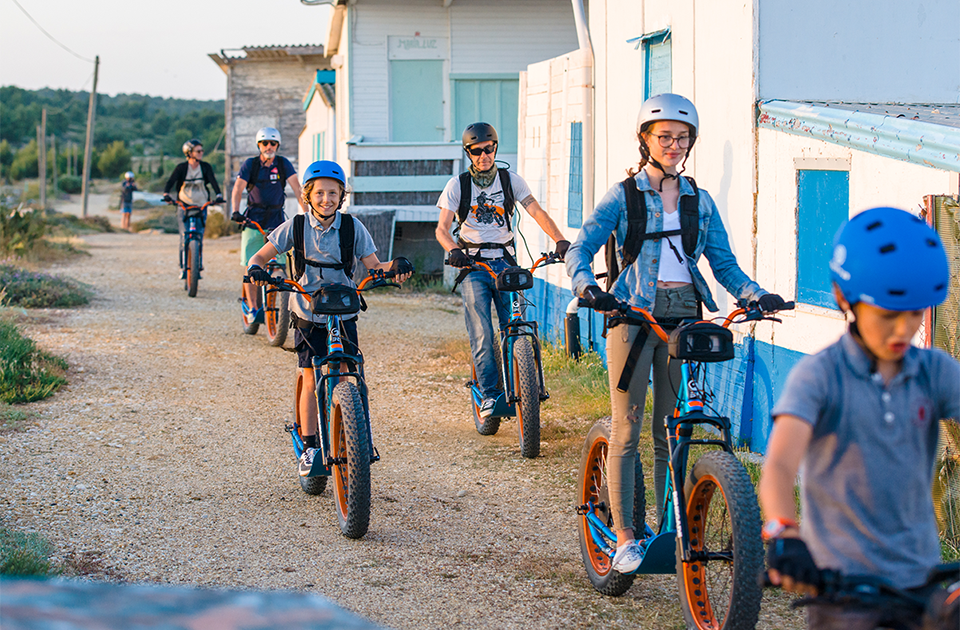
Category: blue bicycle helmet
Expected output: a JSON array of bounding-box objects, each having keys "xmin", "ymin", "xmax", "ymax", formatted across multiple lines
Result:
[
  {"xmin": 301, "ymin": 160, "xmax": 346, "ymax": 187},
  {"xmin": 829, "ymin": 206, "xmax": 949, "ymax": 311}
]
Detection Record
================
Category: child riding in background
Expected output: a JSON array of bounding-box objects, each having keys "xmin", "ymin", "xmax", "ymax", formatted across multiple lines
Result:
[
  {"xmin": 245, "ymin": 161, "xmax": 413, "ymax": 476},
  {"xmin": 119, "ymin": 171, "xmax": 136, "ymax": 231},
  {"xmin": 758, "ymin": 206, "xmax": 959, "ymax": 629}
]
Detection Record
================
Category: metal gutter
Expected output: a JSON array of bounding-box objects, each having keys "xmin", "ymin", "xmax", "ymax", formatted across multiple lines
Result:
[
  {"xmin": 571, "ymin": 0, "xmax": 595, "ymax": 225},
  {"xmin": 758, "ymin": 100, "xmax": 960, "ymax": 173}
]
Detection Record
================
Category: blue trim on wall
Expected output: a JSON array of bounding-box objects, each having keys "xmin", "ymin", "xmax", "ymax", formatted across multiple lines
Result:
[{"xmin": 529, "ymin": 278, "xmax": 807, "ymax": 454}]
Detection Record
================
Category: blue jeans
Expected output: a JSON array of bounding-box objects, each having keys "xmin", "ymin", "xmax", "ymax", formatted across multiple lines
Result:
[{"xmin": 460, "ymin": 258, "xmax": 510, "ymax": 398}]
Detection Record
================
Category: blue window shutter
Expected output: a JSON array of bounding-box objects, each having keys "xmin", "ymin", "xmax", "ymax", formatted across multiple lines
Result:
[
  {"xmin": 567, "ymin": 122, "xmax": 583, "ymax": 228},
  {"xmin": 797, "ymin": 169, "xmax": 849, "ymax": 309},
  {"xmin": 644, "ymin": 36, "xmax": 672, "ymax": 99}
]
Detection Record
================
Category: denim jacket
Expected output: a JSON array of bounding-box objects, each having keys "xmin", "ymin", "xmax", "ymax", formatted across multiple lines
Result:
[{"xmin": 566, "ymin": 171, "xmax": 767, "ymax": 312}]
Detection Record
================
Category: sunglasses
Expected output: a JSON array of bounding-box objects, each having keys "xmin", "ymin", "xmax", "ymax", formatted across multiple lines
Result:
[
  {"xmin": 259, "ymin": 140, "xmax": 279, "ymax": 147},
  {"xmin": 466, "ymin": 144, "xmax": 496, "ymax": 156}
]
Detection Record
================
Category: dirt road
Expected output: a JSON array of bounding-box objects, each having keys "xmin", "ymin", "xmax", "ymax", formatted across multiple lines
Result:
[{"xmin": 0, "ymin": 230, "xmax": 803, "ymax": 629}]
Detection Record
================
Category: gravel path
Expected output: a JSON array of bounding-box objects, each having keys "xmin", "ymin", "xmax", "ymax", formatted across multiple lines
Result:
[{"xmin": 1, "ymin": 231, "xmax": 803, "ymax": 629}]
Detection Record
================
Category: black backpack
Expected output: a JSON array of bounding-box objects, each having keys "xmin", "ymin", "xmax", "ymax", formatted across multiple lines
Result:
[
  {"xmin": 291, "ymin": 212, "xmax": 355, "ymax": 281},
  {"xmin": 603, "ymin": 175, "xmax": 700, "ymax": 291},
  {"xmin": 245, "ymin": 157, "xmax": 288, "ymax": 197}
]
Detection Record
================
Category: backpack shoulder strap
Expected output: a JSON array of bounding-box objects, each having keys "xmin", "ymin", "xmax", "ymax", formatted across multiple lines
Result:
[
  {"xmin": 620, "ymin": 176, "xmax": 647, "ymax": 267},
  {"xmin": 679, "ymin": 176, "xmax": 699, "ymax": 258},
  {"xmin": 276, "ymin": 157, "xmax": 287, "ymax": 188},
  {"xmin": 293, "ymin": 213, "xmax": 306, "ymax": 280},
  {"xmin": 245, "ymin": 158, "xmax": 261, "ymax": 193},
  {"xmin": 498, "ymin": 169, "xmax": 515, "ymax": 221},
  {"xmin": 338, "ymin": 213, "xmax": 355, "ymax": 278},
  {"xmin": 457, "ymin": 172, "xmax": 472, "ymax": 226}
]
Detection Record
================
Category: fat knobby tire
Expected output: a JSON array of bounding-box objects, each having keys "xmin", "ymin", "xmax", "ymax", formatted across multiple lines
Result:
[
  {"xmin": 331, "ymin": 381, "xmax": 371, "ymax": 539},
  {"xmin": 266, "ymin": 270, "xmax": 289, "ymax": 347},
  {"xmin": 187, "ymin": 239, "xmax": 200, "ymax": 298},
  {"xmin": 578, "ymin": 416, "xmax": 645, "ymax": 596},
  {"xmin": 514, "ymin": 338, "xmax": 540, "ymax": 458},
  {"xmin": 676, "ymin": 450, "xmax": 762, "ymax": 630}
]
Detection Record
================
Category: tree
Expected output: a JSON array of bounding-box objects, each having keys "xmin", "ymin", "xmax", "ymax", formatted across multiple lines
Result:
[
  {"xmin": 9, "ymin": 140, "xmax": 38, "ymax": 180},
  {"xmin": 0, "ymin": 140, "xmax": 12, "ymax": 179},
  {"xmin": 97, "ymin": 141, "xmax": 132, "ymax": 179}
]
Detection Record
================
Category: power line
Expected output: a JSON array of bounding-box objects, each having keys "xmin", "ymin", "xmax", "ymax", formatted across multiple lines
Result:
[{"xmin": 9, "ymin": 0, "xmax": 94, "ymax": 63}]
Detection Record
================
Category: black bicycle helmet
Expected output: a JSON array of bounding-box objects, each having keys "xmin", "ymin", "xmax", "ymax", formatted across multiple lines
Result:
[
  {"xmin": 462, "ymin": 122, "xmax": 498, "ymax": 148},
  {"xmin": 182, "ymin": 138, "xmax": 202, "ymax": 158}
]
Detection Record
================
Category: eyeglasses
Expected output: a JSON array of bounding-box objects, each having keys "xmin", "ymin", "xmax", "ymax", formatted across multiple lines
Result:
[
  {"xmin": 648, "ymin": 133, "xmax": 693, "ymax": 148},
  {"xmin": 466, "ymin": 144, "xmax": 496, "ymax": 156},
  {"xmin": 259, "ymin": 140, "xmax": 279, "ymax": 147}
]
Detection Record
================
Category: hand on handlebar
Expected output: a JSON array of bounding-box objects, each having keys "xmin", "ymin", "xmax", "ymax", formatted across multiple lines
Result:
[
  {"xmin": 554, "ymin": 239, "xmax": 571, "ymax": 260},
  {"xmin": 389, "ymin": 256, "xmax": 415, "ymax": 283},
  {"xmin": 446, "ymin": 248, "xmax": 472, "ymax": 268},
  {"xmin": 231, "ymin": 211, "xmax": 245, "ymax": 224},
  {"xmin": 765, "ymin": 537, "xmax": 821, "ymax": 597},
  {"xmin": 162, "ymin": 194, "xmax": 173, "ymax": 204},
  {"xmin": 758, "ymin": 293, "xmax": 788, "ymax": 313},
  {"xmin": 582, "ymin": 285, "xmax": 620, "ymax": 314},
  {"xmin": 246, "ymin": 265, "xmax": 272, "ymax": 286}
]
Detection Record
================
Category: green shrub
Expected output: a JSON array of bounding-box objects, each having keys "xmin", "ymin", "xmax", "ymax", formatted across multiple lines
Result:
[
  {"xmin": 0, "ymin": 208, "xmax": 47, "ymax": 256},
  {"xmin": 0, "ymin": 527, "xmax": 56, "ymax": 576},
  {"xmin": 0, "ymin": 318, "xmax": 68, "ymax": 403},
  {"xmin": 0, "ymin": 264, "xmax": 92, "ymax": 308},
  {"xmin": 9, "ymin": 140, "xmax": 38, "ymax": 180},
  {"xmin": 0, "ymin": 402, "xmax": 32, "ymax": 432},
  {"xmin": 204, "ymin": 209, "xmax": 237, "ymax": 239},
  {"xmin": 59, "ymin": 175, "xmax": 82, "ymax": 194}
]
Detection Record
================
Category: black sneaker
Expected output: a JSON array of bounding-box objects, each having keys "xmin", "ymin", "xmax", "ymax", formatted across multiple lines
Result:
[{"xmin": 298, "ymin": 448, "xmax": 317, "ymax": 477}]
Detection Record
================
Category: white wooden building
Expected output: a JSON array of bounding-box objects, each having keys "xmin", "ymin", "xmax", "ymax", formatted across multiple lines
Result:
[
  {"xmin": 518, "ymin": 0, "xmax": 960, "ymax": 452},
  {"xmin": 300, "ymin": 0, "xmax": 584, "ymax": 275}
]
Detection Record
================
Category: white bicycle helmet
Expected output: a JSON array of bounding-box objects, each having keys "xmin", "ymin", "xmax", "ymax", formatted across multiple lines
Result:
[
  {"xmin": 636, "ymin": 93, "xmax": 699, "ymax": 137},
  {"xmin": 256, "ymin": 127, "xmax": 281, "ymax": 145},
  {"xmin": 124, "ymin": 171, "xmax": 135, "ymax": 180}
]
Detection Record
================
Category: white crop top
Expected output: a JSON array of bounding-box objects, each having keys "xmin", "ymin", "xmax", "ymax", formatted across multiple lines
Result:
[{"xmin": 657, "ymin": 209, "xmax": 693, "ymax": 283}]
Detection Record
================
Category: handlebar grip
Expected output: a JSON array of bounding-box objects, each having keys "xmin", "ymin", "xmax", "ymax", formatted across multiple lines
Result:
[{"xmin": 781, "ymin": 301, "xmax": 796, "ymax": 311}]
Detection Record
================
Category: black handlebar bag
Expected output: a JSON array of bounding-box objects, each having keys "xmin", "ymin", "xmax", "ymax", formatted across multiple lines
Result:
[
  {"xmin": 668, "ymin": 322, "xmax": 735, "ymax": 362},
  {"xmin": 496, "ymin": 267, "xmax": 534, "ymax": 292},
  {"xmin": 310, "ymin": 284, "xmax": 362, "ymax": 316}
]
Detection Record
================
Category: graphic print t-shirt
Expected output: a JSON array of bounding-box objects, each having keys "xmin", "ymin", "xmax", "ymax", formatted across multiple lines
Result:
[{"xmin": 436, "ymin": 170, "xmax": 533, "ymax": 257}]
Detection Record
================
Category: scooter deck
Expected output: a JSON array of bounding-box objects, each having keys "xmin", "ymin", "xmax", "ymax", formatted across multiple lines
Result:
[
  {"xmin": 632, "ymin": 531, "xmax": 677, "ymax": 575},
  {"xmin": 470, "ymin": 386, "xmax": 515, "ymax": 419}
]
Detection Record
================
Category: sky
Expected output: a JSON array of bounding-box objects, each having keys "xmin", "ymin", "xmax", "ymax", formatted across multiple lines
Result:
[{"xmin": 1, "ymin": 0, "xmax": 332, "ymax": 101}]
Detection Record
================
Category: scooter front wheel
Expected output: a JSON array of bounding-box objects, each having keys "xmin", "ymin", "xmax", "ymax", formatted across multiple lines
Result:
[{"xmin": 331, "ymin": 381, "xmax": 371, "ymax": 539}]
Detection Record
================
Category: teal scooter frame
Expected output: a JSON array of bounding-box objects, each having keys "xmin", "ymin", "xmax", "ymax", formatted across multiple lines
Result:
[{"xmin": 576, "ymin": 298, "xmax": 793, "ymax": 630}]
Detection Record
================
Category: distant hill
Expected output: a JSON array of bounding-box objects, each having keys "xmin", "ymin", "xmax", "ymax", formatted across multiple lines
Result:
[{"xmin": 0, "ymin": 86, "xmax": 225, "ymax": 157}]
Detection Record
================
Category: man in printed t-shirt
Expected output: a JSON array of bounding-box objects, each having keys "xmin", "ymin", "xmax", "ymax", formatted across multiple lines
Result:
[{"xmin": 435, "ymin": 122, "xmax": 570, "ymax": 418}]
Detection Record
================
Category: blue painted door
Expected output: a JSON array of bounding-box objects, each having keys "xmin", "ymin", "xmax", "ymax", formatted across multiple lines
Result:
[
  {"xmin": 390, "ymin": 60, "xmax": 444, "ymax": 142},
  {"xmin": 797, "ymin": 169, "xmax": 849, "ymax": 309},
  {"xmin": 453, "ymin": 79, "xmax": 519, "ymax": 154}
]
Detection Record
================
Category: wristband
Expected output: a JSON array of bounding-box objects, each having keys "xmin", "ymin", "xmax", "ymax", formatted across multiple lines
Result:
[{"xmin": 762, "ymin": 517, "xmax": 799, "ymax": 541}]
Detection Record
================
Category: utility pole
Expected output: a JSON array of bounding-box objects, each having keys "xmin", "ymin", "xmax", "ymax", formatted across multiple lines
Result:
[
  {"xmin": 81, "ymin": 55, "xmax": 99, "ymax": 218},
  {"xmin": 37, "ymin": 108, "xmax": 47, "ymax": 209},
  {"xmin": 51, "ymin": 134, "xmax": 58, "ymax": 194}
]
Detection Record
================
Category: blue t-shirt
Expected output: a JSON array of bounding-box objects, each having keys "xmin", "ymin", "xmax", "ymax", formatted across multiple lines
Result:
[
  {"xmin": 238, "ymin": 156, "xmax": 296, "ymax": 229},
  {"xmin": 772, "ymin": 332, "xmax": 960, "ymax": 588}
]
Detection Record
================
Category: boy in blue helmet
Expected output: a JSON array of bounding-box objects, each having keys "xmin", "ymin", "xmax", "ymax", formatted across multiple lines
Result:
[
  {"xmin": 759, "ymin": 207, "xmax": 959, "ymax": 629},
  {"xmin": 246, "ymin": 160, "xmax": 414, "ymax": 475}
]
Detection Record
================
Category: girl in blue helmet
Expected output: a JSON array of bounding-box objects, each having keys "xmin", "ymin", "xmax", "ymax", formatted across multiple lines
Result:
[
  {"xmin": 759, "ymin": 207, "xmax": 959, "ymax": 629},
  {"xmin": 246, "ymin": 160, "xmax": 414, "ymax": 476}
]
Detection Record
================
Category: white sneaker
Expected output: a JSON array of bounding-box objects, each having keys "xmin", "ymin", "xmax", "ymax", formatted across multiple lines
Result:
[
  {"xmin": 479, "ymin": 397, "xmax": 497, "ymax": 418},
  {"xmin": 611, "ymin": 540, "xmax": 644, "ymax": 574},
  {"xmin": 298, "ymin": 448, "xmax": 317, "ymax": 477}
]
